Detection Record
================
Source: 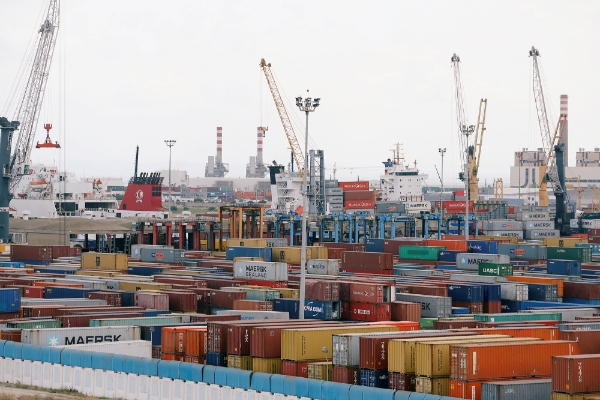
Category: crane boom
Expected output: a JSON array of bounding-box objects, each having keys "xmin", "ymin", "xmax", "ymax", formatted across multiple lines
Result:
[
  {"xmin": 451, "ymin": 54, "xmax": 469, "ymax": 176},
  {"xmin": 259, "ymin": 59, "xmax": 305, "ymax": 178},
  {"xmin": 9, "ymin": 0, "xmax": 60, "ymax": 193},
  {"xmin": 468, "ymin": 99, "xmax": 487, "ymax": 201}
]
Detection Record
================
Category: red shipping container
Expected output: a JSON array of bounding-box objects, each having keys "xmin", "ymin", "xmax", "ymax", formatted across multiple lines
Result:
[
  {"xmin": 433, "ymin": 320, "xmax": 478, "ymax": 330},
  {"xmin": 452, "ymin": 341, "xmax": 579, "ymax": 380},
  {"xmin": 564, "ymin": 281, "xmax": 600, "ymax": 300},
  {"xmin": 0, "ymin": 328, "xmax": 22, "ymax": 343},
  {"xmin": 483, "ymin": 301, "xmax": 502, "ymax": 314},
  {"xmin": 0, "ymin": 313, "xmax": 21, "ymax": 322},
  {"xmin": 232, "ymin": 300, "xmax": 273, "ymax": 311},
  {"xmin": 154, "ymin": 276, "xmax": 208, "ymax": 288},
  {"xmin": 188, "ymin": 314, "xmax": 241, "ymax": 323},
  {"xmin": 383, "ymin": 239, "xmax": 428, "ymax": 254},
  {"xmin": 409, "ymin": 285, "xmax": 448, "ymax": 297},
  {"xmin": 449, "ymin": 379, "xmax": 485, "ymax": 400},
  {"xmin": 184, "ymin": 328, "xmax": 207, "ymax": 358},
  {"xmin": 552, "ymin": 354, "xmax": 600, "ymax": 394},
  {"xmin": 88, "ymin": 291, "xmax": 122, "ymax": 307},
  {"xmin": 559, "ymin": 330, "xmax": 600, "ymax": 354},
  {"xmin": 321, "ymin": 242, "xmax": 365, "ymax": 252},
  {"xmin": 435, "ymin": 200, "xmax": 474, "ymax": 213},
  {"xmin": 350, "ymin": 302, "xmax": 390, "ymax": 322},
  {"xmin": 338, "ymin": 181, "xmax": 369, "ymax": 191},
  {"xmin": 134, "ymin": 292, "xmax": 169, "ymax": 310},
  {"xmin": 391, "ymin": 302, "xmax": 421, "ymax": 322},
  {"xmin": 339, "ymin": 268, "xmax": 393, "ymax": 276},
  {"xmin": 344, "ymin": 200, "xmax": 375, "ymax": 209},
  {"xmin": 191, "ymin": 288, "xmax": 212, "ymax": 309},
  {"xmin": 427, "ymin": 240, "xmax": 468, "ymax": 252},
  {"xmin": 306, "ymin": 280, "xmax": 339, "ymax": 301},
  {"xmin": 58, "ymin": 312, "xmax": 144, "ymax": 328},
  {"xmin": 21, "ymin": 305, "xmax": 65, "ymax": 318},
  {"xmin": 210, "ymin": 290, "xmax": 246, "ymax": 309},
  {"xmin": 199, "ymin": 278, "xmax": 245, "ymax": 290},
  {"xmin": 453, "ymin": 301, "xmax": 483, "ymax": 314},
  {"xmin": 389, "ymin": 372, "xmax": 415, "ymax": 391},
  {"xmin": 163, "ymin": 291, "xmax": 197, "ymax": 312},
  {"xmin": 340, "ymin": 301, "xmax": 351, "ymax": 320},
  {"xmin": 341, "ymin": 252, "xmax": 393, "ymax": 270},
  {"xmin": 343, "ymin": 191, "xmax": 374, "ymax": 201},
  {"xmin": 245, "ymin": 280, "xmax": 288, "ymax": 288},
  {"xmin": 327, "ymin": 248, "xmax": 346, "ymax": 259},
  {"xmin": 333, "ymin": 366, "xmax": 360, "ymax": 384}
]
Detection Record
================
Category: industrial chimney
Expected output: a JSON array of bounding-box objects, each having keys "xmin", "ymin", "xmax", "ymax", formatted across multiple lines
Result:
[{"xmin": 560, "ymin": 95, "xmax": 568, "ymax": 167}]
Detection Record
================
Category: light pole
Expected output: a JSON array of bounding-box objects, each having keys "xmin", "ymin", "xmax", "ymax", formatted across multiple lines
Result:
[
  {"xmin": 296, "ymin": 90, "xmax": 320, "ymax": 319},
  {"xmin": 439, "ymin": 148, "xmax": 446, "ymax": 231},
  {"xmin": 518, "ymin": 150, "xmax": 523, "ymax": 201},
  {"xmin": 462, "ymin": 125, "xmax": 475, "ymax": 240},
  {"xmin": 164, "ymin": 140, "xmax": 176, "ymax": 214}
]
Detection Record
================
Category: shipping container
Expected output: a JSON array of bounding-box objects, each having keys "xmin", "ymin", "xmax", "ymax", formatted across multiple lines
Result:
[
  {"xmin": 228, "ymin": 355, "xmax": 252, "ymax": 370},
  {"xmin": 500, "ymin": 283, "xmax": 529, "ymax": 301},
  {"xmin": 525, "ymin": 229, "xmax": 561, "ymax": 239},
  {"xmin": 226, "ymin": 246, "xmax": 272, "ymax": 262},
  {"xmin": 544, "ymin": 237, "xmax": 588, "ymax": 248},
  {"xmin": 468, "ymin": 240, "xmax": 499, "ymax": 254},
  {"xmin": 481, "ymin": 379, "xmax": 551, "ymax": 400},
  {"xmin": 0, "ymin": 288, "xmax": 20, "ymax": 312},
  {"xmin": 558, "ymin": 330, "xmax": 600, "ymax": 354},
  {"xmin": 333, "ymin": 366, "xmax": 360, "ymax": 384},
  {"xmin": 252, "ymin": 357, "xmax": 282, "ymax": 374},
  {"xmin": 486, "ymin": 230, "xmax": 524, "ymax": 240},
  {"xmin": 350, "ymin": 302, "xmax": 390, "ymax": 322},
  {"xmin": 306, "ymin": 280, "xmax": 339, "ymax": 301},
  {"xmin": 474, "ymin": 312, "xmax": 561, "ymax": 323},
  {"xmin": 415, "ymin": 377, "xmax": 449, "ymax": 396},
  {"xmin": 547, "ymin": 259, "xmax": 582, "ymax": 276},
  {"xmin": 89, "ymin": 316, "xmax": 183, "ymax": 327},
  {"xmin": 498, "ymin": 243, "xmax": 547, "ymax": 260},
  {"xmin": 81, "ymin": 252, "xmax": 128, "ymax": 270},
  {"xmin": 215, "ymin": 310, "xmax": 289, "ymax": 320},
  {"xmin": 341, "ymin": 251, "xmax": 393, "ymax": 270},
  {"xmin": 481, "ymin": 220, "xmax": 524, "ymax": 231},
  {"xmin": 396, "ymin": 293, "xmax": 452, "ymax": 318},
  {"xmin": 55, "ymin": 339, "xmax": 151, "ymax": 357},
  {"xmin": 131, "ymin": 244, "xmax": 173, "ymax": 258},
  {"xmin": 270, "ymin": 246, "xmax": 327, "ymax": 263},
  {"xmin": 391, "ymin": 301, "xmax": 421, "ymax": 322},
  {"xmin": 6, "ymin": 319, "xmax": 61, "ymax": 329},
  {"xmin": 360, "ymin": 369, "xmax": 388, "ymax": 388},
  {"xmin": 528, "ymin": 284, "xmax": 559, "ymax": 302},
  {"xmin": 552, "ymin": 355, "xmax": 600, "ymax": 394},
  {"xmin": 563, "ymin": 281, "xmax": 600, "ymax": 300},
  {"xmin": 118, "ymin": 281, "xmax": 173, "ymax": 292},
  {"xmin": 232, "ymin": 300, "xmax": 273, "ymax": 311},
  {"xmin": 547, "ymin": 247, "xmax": 592, "ymax": 262},
  {"xmin": 388, "ymin": 372, "xmax": 415, "ymax": 391},
  {"xmin": 339, "ymin": 181, "xmax": 369, "ymax": 191},
  {"xmin": 304, "ymin": 300, "xmax": 340, "ymax": 320},
  {"xmin": 307, "ymin": 259, "xmax": 340, "ymax": 275},
  {"xmin": 134, "ymin": 292, "xmax": 170, "ymax": 310},
  {"xmin": 44, "ymin": 287, "xmax": 96, "ymax": 299},
  {"xmin": 88, "ymin": 291, "xmax": 122, "ymax": 307},
  {"xmin": 479, "ymin": 262, "xmax": 513, "ymax": 276},
  {"xmin": 447, "ymin": 284, "xmax": 484, "ymax": 302},
  {"xmin": 139, "ymin": 248, "xmax": 186, "ymax": 264},
  {"xmin": 399, "ymin": 246, "xmax": 445, "ymax": 261},
  {"xmin": 163, "ymin": 291, "xmax": 197, "ymax": 312}
]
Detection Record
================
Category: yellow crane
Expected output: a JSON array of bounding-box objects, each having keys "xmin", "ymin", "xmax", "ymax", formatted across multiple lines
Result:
[
  {"xmin": 538, "ymin": 115, "xmax": 567, "ymax": 206},
  {"xmin": 259, "ymin": 59, "xmax": 305, "ymax": 178},
  {"xmin": 468, "ymin": 99, "xmax": 488, "ymax": 201}
]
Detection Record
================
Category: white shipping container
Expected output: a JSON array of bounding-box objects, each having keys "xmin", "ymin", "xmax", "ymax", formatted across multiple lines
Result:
[
  {"xmin": 265, "ymin": 238, "xmax": 289, "ymax": 247},
  {"xmin": 570, "ymin": 219, "xmax": 600, "ymax": 229},
  {"xmin": 524, "ymin": 229, "xmax": 560, "ymax": 239},
  {"xmin": 53, "ymin": 279, "xmax": 108, "ymax": 290},
  {"xmin": 456, "ymin": 254, "xmax": 511, "ymax": 271},
  {"xmin": 19, "ymin": 298, "xmax": 108, "ymax": 307},
  {"xmin": 130, "ymin": 244, "xmax": 173, "ymax": 258},
  {"xmin": 448, "ymin": 274, "xmax": 508, "ymax": 283},
  {"xmin": 482, "ymin": 220, "xmax": 524, "ymax": 231},
  {"xmin": 516, "ymin": 212, "xmax": 551, "ymax": 221},
  {"xmin": 215, "ymin": 310, "xmax": 289, "ymax": 320},
  {"xmin": 307, "ymin": 259, "xmax": 340, "ymax": 276},
  {"xmin": 21, "ymin": 326, "xmax": 141, "ymax": 347},
  {"xmin": 485, "ymin": 230, "xmax": 524, "ymax": 240},
  {"xmin": 55, "ymin": 340, "xmax": 151, "ymax": 358},
  {"xmin": 500, "ymin": 283, "xmax": 529, "ymax": 301},
  {"xmin": 525, "ymin": 221, "xmax": 555, "ymax": 230},
  {"xmin": 233, "ymin": 261, "xmax": 288, "ymax": 281}
]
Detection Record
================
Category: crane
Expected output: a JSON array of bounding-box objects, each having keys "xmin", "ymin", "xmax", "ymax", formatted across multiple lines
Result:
[
  {"xmin": 529, "ymin": 46, "xmax": 567, "ymax": 207},
  {"xmin": 0, "ymin": 0, "xmax": 60, "ymax": 242},
  {"xmin": 259, "ymin": 59, "xmax": 305, "ymax": 178},
  {"xmin": 451, "ymin": 54, "xmax": 488, "ymax": 201}
]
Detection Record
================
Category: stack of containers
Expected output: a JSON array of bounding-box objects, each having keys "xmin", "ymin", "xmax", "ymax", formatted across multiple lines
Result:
[
  {"xmin": 521, "ymin": 211, "xmax": 559, "ymax": 239},
  {"xmin": 305, "ymin": 279, "xmax": 340, "ymax": 320},
  {"xmin": 399, "ymin": 246, "xmax": 446, "ymax": 266},
  {"xmin": 447, "ymin": 283, "xmax": 484, "ymax": 314},
  {"xmin": 481, "ymin": 219, "xmax": 524, "ymax": 240},
  {"xmin": 326, "ymin": 185, "xmax": 344, "ymax": 213},
  {"xmin": 588, "ymin": 228, "xmax": 600, "ymax": 244},
  {"xmin": 339, "ymin": 181, "xmax": 374, "ymax": 214},
  {"xmin": 340, "ymin": 251, "xmax": 393, "ymax": 275},
  {"xmin": 348, "ymin": 282, "xmax": 393, "ymax": 322},
  {"xmin": 226, "ymin": 246, "xmax": 272, "ymax": 261}
]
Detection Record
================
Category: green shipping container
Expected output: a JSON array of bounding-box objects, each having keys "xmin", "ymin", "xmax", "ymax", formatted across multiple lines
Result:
[
  {"xmin": 546, "ymin": 247, "xmax": 592, "ymax": 262},
  {"xmin": 6, "ymin": 319, "xmax": 61, "ymax": 329},
  {"xmin": 479, "ymin": 262, "xmax": 513, "ymax": 277},
  {"xmin": 399, "ymin": 246, "xmax": 446, "ymax": 261},
  {"xmin": 89, "ymin": 316, "xmax": 183, "ymax": 327},
  {"xmin": 241, "ymin": 288, "xmax": 281, "ymax": 301},
  {"xmin": 420, "ymin": 317, "xmax": 438, "ymax": 329},
  {"xmin": 473, "ymin": 312, "xmax": 561, "ymax": 323}
]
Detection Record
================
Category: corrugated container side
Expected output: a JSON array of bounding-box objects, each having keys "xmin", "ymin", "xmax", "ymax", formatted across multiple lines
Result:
[{"xmin": 481, "ymin": 379, "xmax": 552, "ymax": 400}]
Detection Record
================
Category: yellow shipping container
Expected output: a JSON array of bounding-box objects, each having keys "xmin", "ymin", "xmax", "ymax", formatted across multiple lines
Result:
[
  {"xmin": 0, "ymin": 244, "xmax": 10, "ymax": 253},
  {"xmin": 307, "ymin": 362, "xmax": 332, "ymax": 381},
  {"xmin": 415, "ymin": 337, "xmax": 540, "ymax": 377},
  {"xmin": 475, "ymin": 235, "xmax": 519, "ymax": 244},
  {"xmin": 543, "ymin": 237, "xmax": 588, "ymax": 247},
  {"xmin": 270, "ymin": 246, "xmax": 329, "ymax": 264},
  {"xmin": 308, "ymin": 246, "xmax": 328, "ymax": 259},
  {"xmin": 117, "ymin": 281, "xmax": 172, "ymax": 291},
  {"xmin": 278, "ymin": 288, "xmax": 300, "ymax": 299},
  {"xmin": 228, "ymin": 355, "xmax": 252, "ymax": 370},
  {"xmin": 232, "ymin": 257, "xmax": 264, "ymax": 263},
  {"xmin": 416, "ymin": 377, "xmax": 449, "ymax": 396},
  {"xmin": 227, "ymin": 239, "xmax": 268, "ymax": 248},
  {"xmin": 252, "ymin": 358, "xmax": 282, "ymax": 374},
  {"xmin": 551, "ymin": 393, "xmax": 600, "ymax": 400},
  {"xmin": 281, "ymin": 326, "xmax": 397, "ymax": 361},
  {"xmin": 388, "ymin": 335, "xmax": 506, "ymax": 374},
  {"xmin": 81, "ymin": 252, "xmax": 128, "ymax": 270}
]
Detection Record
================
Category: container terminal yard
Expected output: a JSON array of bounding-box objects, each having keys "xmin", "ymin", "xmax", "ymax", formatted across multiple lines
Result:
[{"xmin": 1, "ymin": 1, "xmax": 600, "ymax": 400}]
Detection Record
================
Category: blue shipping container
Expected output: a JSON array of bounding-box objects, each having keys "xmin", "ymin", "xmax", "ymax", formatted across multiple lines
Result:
[
  {"xmin": 115, "ymin": 291, "xmax": 136, "ymax": 307},
  {"xmin": 0, "ymin": 288, "xmax": 21, "ymax": 313},
  {"xmin": 563, "ymin": 297, "xmax": 600, "ymax": 305},
  {"xmin": 359, "ymin": 369, "xmax": 389, "ymax": 388},
  {"xmin": 482, "ymin": 284, "xmax": 501, "ymax": 302},
  {"xmin": 365, "ymin": 239, "xmax": 384, "ymax": 253},
  {"xmin": 127, "ymin": 266, "xmax": 166, "ymax": 276},
  {"xmin": 206, "ymin": 352, "xmax": 227, "ymax": 367},
  {"xmin": 140, "ymin": 322, "xmax": 207, "ymax": 346},
  {"xmin": 547, "ymin": 259, "xmax": 582, "ymax": 276},
  {"xmin": 436, "ymin": 264, "xmax": 458, "ymax": 271},
  {"xmin": 527, "ymin": 284, "xmax": 559, "ymax": 302},
  {"xmin": 44, "ymin": 287, "xmax": 96, "ymax": 299},
  {"xmin": 272, "ymin": 299, "xmax": 299, "ymax": 319},
  {"xmin": 438, "ymin": 250, "xmax": 460, "ymax": 262},
  {"xmin": 452, "ymin": 307, "xmax": 470, "ymax": 315},
  {"xmin": 225, "ymin": 247, "xmax": 272, "ymax": 262},
  {"xmin": 0, "ymin": 261, "xmax": 27, "ymax": 268},
  {"xmin": 304, "ymin": 300, "xmax": 340, "ymax": 320},
  {"xmin": 447, "ymin": 284, "xmax": 484, "ymax": 302},
  {"xmin": 468, "ymin": 240, "xmax": 498, "ymax": 254},
  {"xmin": 498, "ymin": 244, "xmax": 546, "ymax": 260}
]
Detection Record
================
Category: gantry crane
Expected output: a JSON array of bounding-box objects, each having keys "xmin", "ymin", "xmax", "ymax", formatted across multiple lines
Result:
[
  {"xmin": 451, "ymin": 54, "xmax": 488, "ymax": 201},
  {"xmin": 259, "ymin": 59, "xmax": 305, "ymax": 178},
  {"xmin": 0, "ymin": 0, "xmax": 60, "ymax": 242}
]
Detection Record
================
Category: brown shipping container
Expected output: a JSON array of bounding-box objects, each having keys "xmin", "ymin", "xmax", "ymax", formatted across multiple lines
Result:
[
  {"xmin": 452, "ymin": 341, "xmax": 579, "ymax": 380},
  {"xmin": 198, "ymin": 278, "xmax": 245, "ymax": 290},
  {"xmin": 22, "ymin": 305, "xmax": 65, "ymax": 318},
  {"xmin": 564, "ymin": 281, "xmax": 600, "ymax": 300},
  {"xmin": 475, "ymin": 320, "xmax": 559, "ymax": 328},
  {"xmin": 333, "ymin": 366, "xmax": 360, "ymax": 384},
  {"xmin": 191, "ymin": 288, "xmax": 212, "ymax": 309},
  {"xmin": 210, "ymin": 290, "xmax": 247, "ymax": 309},
  {"xmin": 306, "ymin": 280, "xmax": 339, "ymax": 301},
  {"xmin": 134, "ymin": 292, "xmax": 170, "ymax": 310},
  {"xmin": 327, "ymin": 248, "xmax": 346, "ymax": 259},
  {"xmin": 163, "ymin": 291, "xmax": 197, "ymax": 312},
  {"xmin": 341, "ymin": 252, "xmax": 393, "ymax": 270},
  {"xmin": 483, "ymin": 301, "xmax": 502, "ymax": 314},
  {"xmin": 188, "ymin": 314, "xmax": 241, "ymax": 323},
  {"xmin": 553, "ymin": 355, "xmax": 600, "ymax": 394},
  {"xmin": 349, "ymin": 283, "xmax": 392, "ymax": 303},
  {"xmin": 408, "ymin": 285, "xmax": 448, "ymax": 297},
  {"xmin": 452, "ymin": 301, "xmax": 483, "ymax": 314},
  {"xmin": 11, "ymin": 245, "xmax": 66, "ymax": 261},
  {"xmin": 389, "ymin": 372, "xmax": 416, "ymax": 391},
  {"xmin": 232, "ymin": 300, "xmax": 273, "ymax": 311},
  {"xmin": 0, "ymin": 329, "xmax": 22, "ymax": 342},
  {"xmin": 154, "ymin": 276, "xmax": 208, "ymax": 288},
  {"xmin": 350, "ymin": 302, "xmax": 390, "ymax": 322},
  {"xmin": 56, "ymin": 307, "xmax": 141, "ymax": 316},
  {"xmin": 339, "ymin": 282, "xmax": 351, "ymax": 301},
  {"xmin": 391, "ymin": 302, "xmax": 421, "ymax": 322},
  {"xmin": 88, "ymin": 291, "xmax": 122, "ymax": 307},
  {"xmin": 559, "ymin": 330, "xmax": 600, "ymax": 354},
  {"xmin": 340, "ymin": 301, "xmax": 351, "ymax": 320},
  {"xmin": 434, "ymin": 320, "xmax": 479, "ymax": 330},
  {"xmin": 58, "ymin": 312, "xmax": 144, "ymax": 328},
  {"xmin": 383, "ymin": 239, "xmax": 428, "ymax": 255},
  {"xmin": 321, "ymin": 242, "xmax": 365, "ymax": 252},
  {"xmin": 343, "ymin": 190, "xmax": 374, "ymax": 201}
]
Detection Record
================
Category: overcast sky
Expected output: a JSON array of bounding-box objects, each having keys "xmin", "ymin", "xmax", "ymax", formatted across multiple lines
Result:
[{"xmin": 1, "ymin": 1, "xmax": 598, "ymax": 187}]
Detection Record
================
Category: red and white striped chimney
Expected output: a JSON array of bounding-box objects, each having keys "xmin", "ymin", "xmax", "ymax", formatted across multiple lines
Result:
[
  {"xmin": 560, "ymin": 95, "xmax": 568, "ymax": 166},
  {"xmin": 216, "ymin": 127, "xmax": 223, "ymax": 164},
  {"xmin": 256, "ymin": 127, "xmax": 264, "ymax": 164}
]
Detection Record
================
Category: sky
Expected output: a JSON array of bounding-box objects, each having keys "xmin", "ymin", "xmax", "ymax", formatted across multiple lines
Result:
[{"xmin": 1, "ymin": 1, "xmax": 599, "ymax": 187}]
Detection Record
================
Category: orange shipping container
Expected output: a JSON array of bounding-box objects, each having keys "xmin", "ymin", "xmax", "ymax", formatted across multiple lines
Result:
[
  {"xmin": 451, "ymin": 341, "xmax": 579, "ymax": 380},
  {"xmin": 161, "ymin": 327, "xmax": 177, "ymax": 354},
  {"xmin": 426, "ymin": 240, "xmax": 468, "ymax": 252},
  {"xmin": 455, "ymin": 326, "xmax": 559, "ymax": 341},
  {"xmin": 507, "ymin": 276, "xmax": 565, "ymax": 297},
  {"xmin": 184, "ymin": 328, "xmax": 207, "ymax": 358},
  {"xmin": 32, "ymin": 282, "xmax": 84, "ymax": 288}
]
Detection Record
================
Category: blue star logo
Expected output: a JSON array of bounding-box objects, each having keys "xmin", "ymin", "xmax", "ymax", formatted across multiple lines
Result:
[{"xmin": 48, "ymin": 335, "xmax": 60, "ymax": 347}]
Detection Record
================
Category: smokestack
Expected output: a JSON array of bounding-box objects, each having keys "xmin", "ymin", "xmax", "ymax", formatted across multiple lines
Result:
[
  {"xmin": 216, "ymin": 127, "xmax": 223, "ymax": 164},
  {"xmin": 560, "ymin": 95, "xmax": 568, "ymax": 166},
  {"xmin": 257, "ymin": 127, "xmax": 264, "ymax": 165}
]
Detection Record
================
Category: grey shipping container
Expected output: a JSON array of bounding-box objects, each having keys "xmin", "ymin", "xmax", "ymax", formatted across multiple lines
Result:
[
  {"xmin": 481, "ymin": 220, "xmax": 523, "ymax": 231},
  {"xmin": 456, "ymin": 253, "xmax": 511, "ymax": 271},
  {"xmin": 265, "ymin": 238, "xmax": 289, "ymax": 247},
  {"xmin": 326, "ymin": 188, "xmax": 343, "ymax": 195},
  {"xmin": 139, "ymin": 248, "xmax": 186, "ymax": 264},
  {"xmin": 521, "ymin": 308, "xmax": 598, "ymax": 321},
  {"xmin": 215, "ymin": 310, "xmax": 289, "ymax": 320},
  {"xmin": 500, "ymin": 283, "xmax": 529, "ymax": 301},
  {"xmin": 481, "ymin": 379, "xmax": 551, "ymax": 400},
  {"xmin": 329, "ymin": 204, "xmax": 344, "ymax": 212},
  {"xmin": 131, "ymin": 244, "xmax": 173, "ymax": 258},
  {"xmin": 485, "ymin": 230, "xmax": 524, "ymax": 239},
  {"xmin": 328, "ymin": 196, "xmax": 344, "ymax": 204},
  {"xmin": 516, "ymin": 212, "xmax": 551, "ymax": 221},
  {"xmin": 89, "ymin": 316, "xmax": 183, "ymax": 327},
  {"xmin": 524, "ymin": 230, "xmax": 560, "ymax": 239},
  {"xmin": 448, "ymin": 274, "xmax": 508, "ymax": 284},
  {"xmin": 22, "ymin": 326, "xmax": 141, "ymax": 347},
  {"xmin": 525, "ymin": 221, "xmax": 555, "ymax": 230},
  {"xmin": 19, "ymin": 298, "xmax": 108, "ymax": 307},
  {"xmin": 498, "ymin": 244, "xmax": 547, "ymax": 260},
  {"xmin": 395, "ymin": 293, "xmax": 452, "ymax": 318},
  {"xmin": 375, "ymin": 202, "xmax": 407, "ymax": 214}
]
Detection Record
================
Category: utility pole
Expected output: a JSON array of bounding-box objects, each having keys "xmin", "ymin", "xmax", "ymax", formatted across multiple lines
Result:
[
  {"xmin": 165, "ymin": 140, "xmax": 176, "ymax": 214},
  {"xmin": 439, "ymin": 148, "xmax": 446, "ymax": 232},
  {"xmin": 296, "ymin": 90, "xmax": 320, "ymax": 319},
  {"xmin": 462, "ymin": 125, "xmax": 475, "ymax": 239}
]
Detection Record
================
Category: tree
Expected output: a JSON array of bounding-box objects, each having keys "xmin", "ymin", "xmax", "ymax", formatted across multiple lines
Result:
[
  {"xmin": 170, "ymin": 205, "xmax": 178, "ymax": 212},
  {"xmin": 208, "ymin": 206, "xmax": 217, "ymax": 212},
  {"xmin": 194, "ymin": 198, "xmax": 204, "ymax": 203},
  {"xmin": 258, "ymin": 200, "xmax": 267, "ymax": 204}
]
